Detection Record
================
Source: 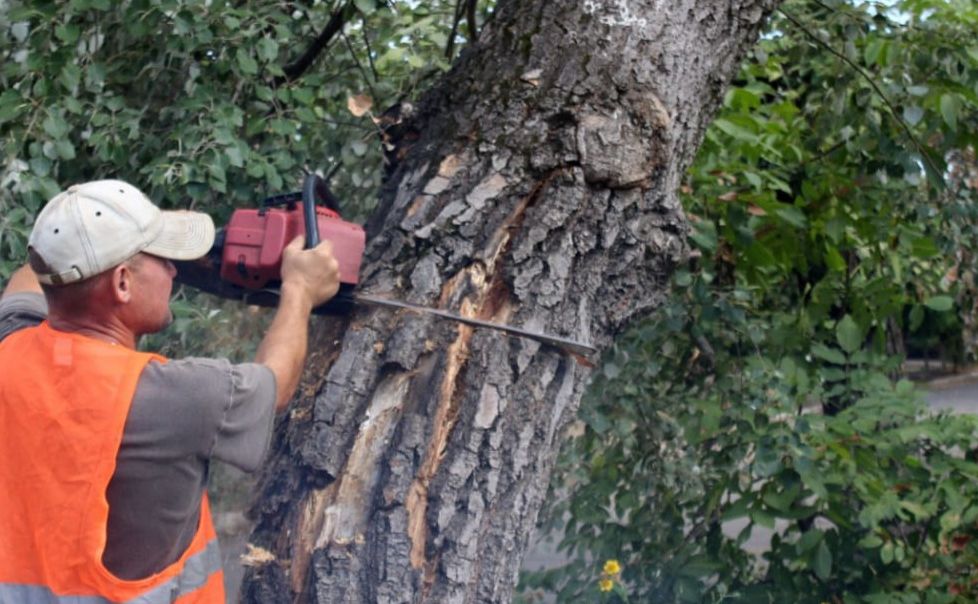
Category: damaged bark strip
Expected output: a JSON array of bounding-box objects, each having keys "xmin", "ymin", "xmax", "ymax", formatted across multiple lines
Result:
[
  {"xmin": 243, "ymin": 1, "xmax": 780, "ymax": 602},
  {"xmin": 290, "ymin": 371, "xmax": 412, "ymax": 593},
  {"xmin": 405, "ymin": 311, "xmax": 473, "ymax": 570},
  {"xmin": 290, "ymin": 483, "xmax": 337, "ymax": 594}
]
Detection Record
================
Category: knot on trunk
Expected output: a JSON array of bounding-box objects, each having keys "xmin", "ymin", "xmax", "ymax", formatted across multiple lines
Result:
[{"xmin": 575, "ymin": 93, "xmax": 670, "ymax": 188}]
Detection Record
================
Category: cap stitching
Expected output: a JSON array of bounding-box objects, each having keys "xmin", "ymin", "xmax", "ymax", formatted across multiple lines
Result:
[{"xmin": 71, "ymin": 193, "xmax": 101, "ymax": 278}]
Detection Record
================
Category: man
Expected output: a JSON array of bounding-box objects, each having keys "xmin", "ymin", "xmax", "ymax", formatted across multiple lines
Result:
[{"xmin": 0, "ymin": 180, "xmax": 340, "ymax": 602}]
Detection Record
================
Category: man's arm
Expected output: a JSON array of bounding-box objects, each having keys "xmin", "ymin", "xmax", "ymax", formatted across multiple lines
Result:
[
  {"xmin": 254, "ymin": 236, "xmax": 340, "ymax": 412},
  {"xmin": 3, "ymin": 265, "xmax": 43, "ymax": 298},
  {"xmin": 0, "ymin": 265, "xmax": 47, "ymax": 344}
]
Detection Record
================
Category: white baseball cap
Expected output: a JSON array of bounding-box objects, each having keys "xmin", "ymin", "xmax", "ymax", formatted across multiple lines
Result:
[{"xmin": 28, "ymin": 179, "xmax": 215, "ymax": 286}]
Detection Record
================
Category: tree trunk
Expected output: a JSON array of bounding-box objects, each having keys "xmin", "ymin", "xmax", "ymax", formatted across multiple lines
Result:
[{"xmin": 241, "ymin": 1, "xmax": 777, "ymax": 601}]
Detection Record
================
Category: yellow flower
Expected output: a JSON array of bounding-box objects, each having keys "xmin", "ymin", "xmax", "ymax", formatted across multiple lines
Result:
[
  {"xmin": 603, "ymin": 559, "xmax": 622, "ymax": 575},
  {"xmin": 599, "ymin": 578, "xmax": 614, "ymax": 592}
]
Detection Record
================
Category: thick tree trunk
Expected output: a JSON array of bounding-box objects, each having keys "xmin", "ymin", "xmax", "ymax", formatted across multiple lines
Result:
[{"xmin": 241, "ymin": 1, "xmax": 777, "ymax": 602}]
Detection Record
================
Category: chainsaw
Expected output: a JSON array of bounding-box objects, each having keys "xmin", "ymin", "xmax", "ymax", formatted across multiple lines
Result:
[{"xmin": 172, "ymin": 174, "xmax": 597, "ymax": 358}]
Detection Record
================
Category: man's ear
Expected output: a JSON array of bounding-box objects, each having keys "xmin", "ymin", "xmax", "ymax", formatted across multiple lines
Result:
[{"xmin": 110, "ymin": 263, "xmax": 133, "ymax": 304}]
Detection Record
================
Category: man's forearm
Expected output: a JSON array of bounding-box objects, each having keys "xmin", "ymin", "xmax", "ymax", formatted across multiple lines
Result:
[
  {"xmin": 254, "ymin": 284, "xmax": 314, "ymax": 412},
  {"xmin": 3, "ymin": 265, "xmax": 42, "ymax": 298}
]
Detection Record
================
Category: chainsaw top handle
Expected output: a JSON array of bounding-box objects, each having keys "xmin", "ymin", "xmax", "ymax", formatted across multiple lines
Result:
[
  {"xmin": 259, "ymin": 173, "xmax": 339, "ymax": 251},
  {"xmin": 302, "ymin": 174, "xmax": 322, "ymax": 249}
]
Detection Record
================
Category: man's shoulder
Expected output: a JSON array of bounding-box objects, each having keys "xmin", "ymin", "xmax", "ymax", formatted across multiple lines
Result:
[
  {"xmin": 0, "ymin": 292, "xmax": 47, "ymax": 344},
  {"xmin": 129, "ymin": 356, "xmax": 276, "ymax": 468},
  {"xmin": 134, "ymin": 356, "xmax": 275, "ymax": 419},
  {"xmin": 140, "ymin": 357, "xmax": 272, "ymax": 392}
]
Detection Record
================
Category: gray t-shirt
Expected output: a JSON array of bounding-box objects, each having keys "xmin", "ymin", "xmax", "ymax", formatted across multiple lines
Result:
[{"xmin": 0, "ymin": 293, "xmax": 276, "ymax": 580}]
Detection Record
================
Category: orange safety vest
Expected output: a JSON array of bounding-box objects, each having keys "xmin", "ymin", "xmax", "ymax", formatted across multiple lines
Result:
[{"xmin": 0, "ymin": 322, "xmax": 224, "ymax": 603}]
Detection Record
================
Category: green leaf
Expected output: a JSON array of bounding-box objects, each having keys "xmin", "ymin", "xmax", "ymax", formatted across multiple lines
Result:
[
  {"xmin": 712, "ymin": 117, "xmax": 757, "ymax": 142},
  {"xmin": 924, "ymin": 296, "xmax": 953, "ymax": 312},
  {"xmin": 836, "ymin": 315, "xmax": 862, "ymax": 354},
  {"xmin": 824, "ymin": 246, "xmax": 846, "ymax": 272},
  {"xmin": 354, "ymin": 0, "xmax": 377, "ymax": 14},
  {"xmin": 257, "ymin": 38, "xmax": 279, "ymax": 63},
  {"xmin": 0, "ymin": 91, "xmax": 26, "ymax": 124},
  {"xmin": 207, "ymin": 163, "xmax": 227, "ymax": 193},
  {"xmin": 235, "ymin": 48, "xmax": 258, "ymax": 75},
  {"xmin": 689, "ymin": 223, "xmax": 717, "ymax": 252},
  {"xmin": 909, "ymin": 234, "xmax": 939, "ymax": 259},
  {"xmin": 863, "ymin": 38, "xmax": 884, "ymax": 66},
  {"xmin": 54, "ymin": 140, "xmax": 75, "ymax": 160},
  {"xmin": 813, "ymin": 540, "xmax": 832, "ymax": 580},
  {"xmin": 42, "ymin": 113, "xmax": 69, "ymax": 139},
  {"xmin": 678, "ymin": 556, "xmax": 721, "ymax": 578},
  {"xmin": 751, "ymin": 507, "xmax": 776, "ymax": 529},
  {"xmin": 59, "ymin": 64, "xmax": 81, "ymax": 92},
  {"xmin": 796, "ymin": 530, "xmax": 822, "ymax": 555},
  {"xmin": 292, "ymin": 87, "xmax": 315, "ymax": 105},
  {"xmin": 902, "ymin": 105, "xmax": 923, "ymax": 126},
  {"xmin": 226, "ymin": 146, "xmax": 244, "ymax": 168},
  {"xmin": 909, "ymin": 304, "xmax": 925, "ymax": 331},
  {"xmin": 881, "ymin": 541, "xmax": 894, "ymax": 564},
  {"xmin": 776, "ymin": 206, "xmax": 807, "ymax": 228},
  {"xmin": 54, "ymin": 23, "xmax": 80, "ymax": 44},
  {"xmin": 940, "ymin": 94, "xmax": 961, "ymax": 131},
  {"xmin": 722, "ymin": 496, "xmax": 751, "ymax": 521},
  {"xmin": 811, "ymin": 344, "xmax": 847, "ymax": 365}
]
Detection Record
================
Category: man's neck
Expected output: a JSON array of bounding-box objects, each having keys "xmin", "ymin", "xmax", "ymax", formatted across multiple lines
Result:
[{"xmin": 46, "ymin": 314, "xmax": 138, "ymax": 349}]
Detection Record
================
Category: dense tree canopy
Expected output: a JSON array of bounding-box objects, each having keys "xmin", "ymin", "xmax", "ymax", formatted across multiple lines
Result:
[
  {"xmin": 0, "ymin": 0, "xmax": 494, "ymax": 358},
  {"xmin": 0, "ymin": 0, "xmax": 484, "ymax": 276}
]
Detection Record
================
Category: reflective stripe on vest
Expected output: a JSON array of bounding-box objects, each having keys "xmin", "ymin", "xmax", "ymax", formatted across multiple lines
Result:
[{"xmin": 0, "ymin": 535, "xmax": 221, "ymax": 603}]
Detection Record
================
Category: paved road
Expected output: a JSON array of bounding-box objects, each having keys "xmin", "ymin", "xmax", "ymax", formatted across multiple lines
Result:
[{"xmin": 922, "ymin": 370, "xmax": 978, "ymax": 413}]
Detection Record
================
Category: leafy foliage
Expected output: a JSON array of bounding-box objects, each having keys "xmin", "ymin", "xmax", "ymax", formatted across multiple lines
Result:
[
  {"xmin": 527, "ymin": 1, "xmax": 978, "ymax": 602},
  {"xmin": 0, "ymin": 0, "xmax": 493, "ymax": 353}
]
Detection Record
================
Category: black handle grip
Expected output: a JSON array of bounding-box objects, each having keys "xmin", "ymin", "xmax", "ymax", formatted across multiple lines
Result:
[{"xmin": 302, "ymin": 174, "xmax": 322, "ymax": 249}]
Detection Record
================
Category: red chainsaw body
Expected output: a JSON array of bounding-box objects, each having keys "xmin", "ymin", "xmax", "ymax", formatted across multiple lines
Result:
[{"xmin": 220, "ymin": 205, "xmax": 365, "ymax": 289}]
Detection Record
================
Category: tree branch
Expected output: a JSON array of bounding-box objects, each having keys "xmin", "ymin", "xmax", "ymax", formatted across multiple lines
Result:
[
  {"xmin": 465, "ymin": 0, "xmax": 478, "ymax": 43},
  {"xmin": 342, "ymin": 31, "xmax": 378, "ymax": 100},
  {"xmin": 778, "ymin": 8, "xmax": 944, "ymax": 188},
  {"xmin": 444, "ymin": 0, "xmax": 466, "ymax": 59},
  {"xmin": 279, "ymin": 1, "xmax": 352, "ymax": 84},
  {"xmin": 361, "ymin": 27, "xmax": 379, "ymax": 82}
]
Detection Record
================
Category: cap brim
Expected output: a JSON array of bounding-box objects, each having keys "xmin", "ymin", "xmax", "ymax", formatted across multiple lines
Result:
[{"xmin": 142, "ymin": 211, "xmax": 216, "ymax": 261}]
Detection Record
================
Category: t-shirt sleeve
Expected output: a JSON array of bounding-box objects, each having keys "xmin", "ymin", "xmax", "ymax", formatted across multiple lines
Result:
[
  {"xmin": 0, "ymin": 292, "xmax": 47, "ymax": 343},
  {"xmin": 131, "ymin": 357, "xmax": 277, "ymax": 472}
]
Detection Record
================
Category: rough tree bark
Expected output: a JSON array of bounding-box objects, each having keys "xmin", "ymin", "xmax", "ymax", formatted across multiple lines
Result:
[{"xmin": 241, "ymin": 1, "xmax": 778, "ymax": 602}]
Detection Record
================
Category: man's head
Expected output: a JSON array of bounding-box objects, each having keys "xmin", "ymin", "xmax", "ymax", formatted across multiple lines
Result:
[{"xmin": 28, "ymin": 180, "xmax": 215, "ymax": 337}]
